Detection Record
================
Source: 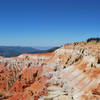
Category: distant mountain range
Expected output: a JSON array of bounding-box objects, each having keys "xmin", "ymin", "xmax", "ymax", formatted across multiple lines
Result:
[{"xmin": 0, "ymin": 46, "xmax": 60, "ymax": 57}]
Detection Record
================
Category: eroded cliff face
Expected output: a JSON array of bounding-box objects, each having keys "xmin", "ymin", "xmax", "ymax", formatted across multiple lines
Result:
[
  {"xmin": 0, "ymin": 42, "xmax": 100, "ymax": 100},
  {"xmin": 0, "ymin": 52, "xmax": 54, "ymax": 100}
]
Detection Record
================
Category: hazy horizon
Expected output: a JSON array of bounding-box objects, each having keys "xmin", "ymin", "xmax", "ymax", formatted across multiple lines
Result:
[{"xmin": 0, "ymin": 45, "xmax": 53, "ymax": 50}]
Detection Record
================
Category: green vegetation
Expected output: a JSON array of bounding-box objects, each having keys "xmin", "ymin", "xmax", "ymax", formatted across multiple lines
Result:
[{"xmin": 87, "ymin": 38, "xmax": 100, "ymax": 43}]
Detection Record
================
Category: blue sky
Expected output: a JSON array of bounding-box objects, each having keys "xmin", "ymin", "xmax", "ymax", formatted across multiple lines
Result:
[{"xmin": 0, "ymin": 0, "xmax": 100, "ymax": 46}]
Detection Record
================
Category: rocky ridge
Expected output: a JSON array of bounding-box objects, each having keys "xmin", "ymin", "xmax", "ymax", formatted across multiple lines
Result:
[{"xmin": 0, "ymin": 41, "xmax": 100, "ymax": 100}]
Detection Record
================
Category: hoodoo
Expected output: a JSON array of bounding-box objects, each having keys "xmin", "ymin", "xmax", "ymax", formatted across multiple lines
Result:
[{"xmin": 0, "ymin": 40, "xmax": 100, "ymax": 100}]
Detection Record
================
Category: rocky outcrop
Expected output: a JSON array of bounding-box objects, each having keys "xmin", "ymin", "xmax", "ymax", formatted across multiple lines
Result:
[
  {"xmin": 0, "ymin": 41, "xmax": 100, "ymax": 100},
  {"xmin": 39, "ymin": 86, "xmax": 73, "ymax": 100}
]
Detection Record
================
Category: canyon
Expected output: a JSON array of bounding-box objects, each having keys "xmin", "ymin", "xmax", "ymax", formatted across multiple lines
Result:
[{"xmin": 0, "ymin": 40, "xmax": 100, "ymax": 100}]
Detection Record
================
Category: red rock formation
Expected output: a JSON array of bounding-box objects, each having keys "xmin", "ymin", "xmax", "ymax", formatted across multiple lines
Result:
[{"xmin": 0, "ymin": 42, "xmax": 100, "ymax": 100}]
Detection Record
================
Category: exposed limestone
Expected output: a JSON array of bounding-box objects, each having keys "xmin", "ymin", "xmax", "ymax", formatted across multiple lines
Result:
[
  {"xmin": 0, "ymin": 41, "xmax": 100, "ymax": 100},
  {"xmin": 39, "ymin": 86, "xmax": 73, "ymax": 100}
]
